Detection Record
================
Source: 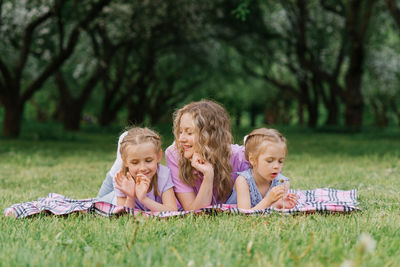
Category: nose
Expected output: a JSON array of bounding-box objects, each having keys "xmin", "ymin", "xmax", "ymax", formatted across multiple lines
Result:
[
  {"xmin": 139, "ymin": 162, "xmax": 147, "ymax": 172},
  {"xmin": 273, "ymin": 162, "xmax": 280, "ymax": 169},
  {"xmin": 179, "ymin": 132, "xmax": 187, "ymax": 143}
]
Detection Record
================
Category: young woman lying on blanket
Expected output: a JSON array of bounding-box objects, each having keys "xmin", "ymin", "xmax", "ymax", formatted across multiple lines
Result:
[
  {"xmin": 98, "ymin": 100, "xmax": 249, "ymax": 211},
  {"xmin": 164, "ymin": 100, "xmax": 250, "ymax": 210},
  {"xmin": 226, "ymin": 128, "xmax": 298, "ymax": 210},
  {"xmin": 99, "ymin": 127, "xmax": 177, "ymax": 212}
]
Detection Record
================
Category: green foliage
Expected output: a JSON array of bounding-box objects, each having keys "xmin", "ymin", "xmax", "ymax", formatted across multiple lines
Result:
[
  {"xmin": 1, "ymin": 125, "xmax": 400, "ymax": 266},
  {"xmin": 1, "ymin": 0, "xmax": 400, "ymax": 137},
  {"xmin": 232, "ymin": 0, "xmax": 251, "ymax": 21}
]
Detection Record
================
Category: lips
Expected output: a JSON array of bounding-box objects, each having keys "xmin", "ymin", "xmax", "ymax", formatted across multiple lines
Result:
[
  {"xmin": 183, "ymin": 145, "xmax": 192, "ymax": 151},
  {"xmin": 137, "ymin": 171, "xmax": 151, "ymax": 177},
  {"xmin": 271, "ymin": 173, "xmax": 278, "ymax": 178}
]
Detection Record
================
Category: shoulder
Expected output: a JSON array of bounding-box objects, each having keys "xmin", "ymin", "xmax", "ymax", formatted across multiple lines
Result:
[
  {"xmin": 235, "ymin": 175, "xmax": 250, "ymax": 191},
  {"xmin": 157, "ymin": 164, "xmax": 171, "ymax": 180},
  {"xmin": 230, "ymin": 144, "xmax": 249, "ymax": 171},
  {"xmin": 156, "ymin": 164, "xmax": 174, "ymax": 191},
  {"xmin": 230, "ymin": 144, "xmax": 245, "ymax": 155},
  {"xmin": 237, "ymin": 168, "xmax": 252, "ymax": 178},
  {"xmin": 165, "ymin": 143, "xmax": 179, "ymax": 160}
]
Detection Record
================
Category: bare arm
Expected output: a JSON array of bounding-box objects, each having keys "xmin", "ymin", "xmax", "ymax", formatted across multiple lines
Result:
[
  {"xmin": 176, "ymin": 176, "xmax": 214, "ymax": 211},
  {"xmin": 176, "ymin": 153, "xmax": 215, "ymax": 211},
  {"xmin": 251, "ymin": 186, "xmax": 285, "ymax": 210},
  {"xmin": 140, "ymin": 188, "xmax": 178, "ymax": 212},
  {"xmin": 236, "ymin": 175, "xmax": 285, "ymax": 210},
  {"xmin": 235, "ymin": 176, "xmax": 252, "ymax": 209}
]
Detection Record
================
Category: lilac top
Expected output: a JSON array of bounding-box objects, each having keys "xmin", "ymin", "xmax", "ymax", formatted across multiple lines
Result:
[
  {"xmin": 165, "ymin": 143, "xmax": 249, "ymax": 204},
  {"xmin": 112, "ymin": 164, "xmax": 174, "ymax": 211}
]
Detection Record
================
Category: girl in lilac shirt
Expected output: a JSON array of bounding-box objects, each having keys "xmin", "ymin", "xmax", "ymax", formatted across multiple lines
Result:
[
  {"xmin": 165, "ymin": 100, "xmax": 249, "ymax": 210},
  {"xmin": 111, "ymin": 127, "xmax": 177, "ymax": 212}
]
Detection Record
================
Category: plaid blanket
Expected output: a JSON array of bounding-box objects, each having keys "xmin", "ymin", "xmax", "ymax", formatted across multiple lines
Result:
[{"xmin": 4, "ymin": 188, "xmax": 360, "ymax": 219}]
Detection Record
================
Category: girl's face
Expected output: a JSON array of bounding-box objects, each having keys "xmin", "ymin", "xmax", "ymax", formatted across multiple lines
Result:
[
  {"xmin": 178, "ymin": 112, "xmax": 198, "ymax": 159},
  {"xmin": 250, "ymin": 142, "xmax": 286, "ymax": 182},
  {"xmin": 123, "ymin": 142, "xmax": 162, "ymax": 180}
]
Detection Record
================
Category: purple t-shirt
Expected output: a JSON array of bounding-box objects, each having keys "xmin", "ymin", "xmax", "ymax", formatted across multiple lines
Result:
[
  {"xmin": 112, "ymin": 164, "xmax": 174, "ymax": 211},
  {"xmin": 165, "ymin": 143, "xmax": 249, "ymax": 204}
]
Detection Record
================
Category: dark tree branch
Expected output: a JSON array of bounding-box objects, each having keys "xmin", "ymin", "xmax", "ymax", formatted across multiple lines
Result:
[
  {"xmin": 0, "ymin": 57, "xmax": 12, "ymax": 92},
  {"xmin": 360, "ymin": 0, "xmax": 376, "ymax": 36},
  {"xmin": 15, "ymin": 10, "xmax": 53, "ymax": 87},
  {"xmin": 21, "ymin": 0, "xmax": 111, "ymax": 103},
  {"xmin": 319, "ymin": 0, "xmax": 345, "ymax": 16},
  {"xmin": 242, "ymin": 59, "xmax": 299, "ymax": 97},
  {"xmin": 55, "ymin": 0, "xmax": 65, "ymax": 52},
  {"xmin": 385, "ymin": 0, "xmax": 400, "ymax": 28},
  {"xmin": 54, "ymin": 71, "xmax": 70, "ymax": 100}
]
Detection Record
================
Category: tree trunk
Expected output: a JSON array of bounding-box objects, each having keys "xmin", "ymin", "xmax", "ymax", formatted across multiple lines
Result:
[
  {"xmin": 264, "ymin": 107, "xmax": 276, "ymax": 125},
  {"xmin": 325, "ymin": 94, "xmax": 339, "ymax": 125},
  {"xmin": 298, "ymin": 101, "xmax": 304, "ymax": 126},
  {"xmin": 344, "ymin": 45, "xmax": 364, "ymax": 128},
  {"xmin": 343, "ymin": 0, "xmax": 375, "ymax": 129},
  {"xmin": 99, "ymin": 105, "xmax": 118, "ymax": 127},
  {"xmin": 235, "ymin": 109, "xmax": 241, "ymax": 127},
  {"xmin": 127, "ymin": 97, "xmax": 145, "ymax": 125},
  {"xmin": 3, "ymin": 102, "xmax": 24, "ymax": 138},
  {"xmin": 307, "ymin": 102, "xmax": 318, "ymax": 127},
  {"xmin": 0, "ymin": 0, "xmax": 111, "ymax": 137},
  {"xmin": 371, "ymin": 101, "xmax": 388, "ymax": 127},
  {"xmin": 61, "ymin": 105, "xmax": 83, "ymax": 131},
  {"xmin": 250, "ymin": 105, "xmax": 257, "ymax": 127},
  {"xmin": 344, "ymin": 66, "xmax": 364, "ymax": 128}
]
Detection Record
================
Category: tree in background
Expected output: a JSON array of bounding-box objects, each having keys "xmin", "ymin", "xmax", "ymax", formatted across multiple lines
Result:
[
  {"xmin": 0, "ymin": 0, "xmax": 111, "ymax": 137},
  {"xmin": 1, "ymin": 0, "xmax": 399, "ymax": 136}
]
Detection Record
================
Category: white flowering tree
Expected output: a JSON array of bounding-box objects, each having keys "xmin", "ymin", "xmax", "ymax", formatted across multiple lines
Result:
[{"xmin": 0, "ymin": 0, "xmax": 111, "ymax": 137}]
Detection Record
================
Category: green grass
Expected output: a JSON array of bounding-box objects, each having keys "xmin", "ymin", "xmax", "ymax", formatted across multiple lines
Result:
[{"xmin": 1, "ymin": 124, "xmax": 400, "ymax": 266}]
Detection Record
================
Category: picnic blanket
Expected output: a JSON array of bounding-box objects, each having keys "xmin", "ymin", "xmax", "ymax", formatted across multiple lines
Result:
[{"xmin": 4, "ymin": 188, "xmax": 360, "ymax": 219}]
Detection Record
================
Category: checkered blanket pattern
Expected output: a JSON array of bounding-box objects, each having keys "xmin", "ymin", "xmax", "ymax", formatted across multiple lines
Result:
[{"xmin": 4, "ymin": 188, "xmax": 360, "ymax": 219}]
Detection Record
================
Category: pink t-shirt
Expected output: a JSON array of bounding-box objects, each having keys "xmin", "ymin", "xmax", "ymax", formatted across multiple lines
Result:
[{"xmin": 165, "ymin": 143, "xmax": 249, "ymax": 203}]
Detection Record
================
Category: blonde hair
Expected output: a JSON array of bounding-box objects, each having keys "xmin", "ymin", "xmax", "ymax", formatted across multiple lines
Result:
[
  {"xmin": 173, "ymin": 100, "xmax": 233, "ymax": 202},
  {"xmin": 120, "ymin": 127, "xmax": 161, "ymax": 197},
  {"xmin": 244, "ymin": 128, "xmax": 287, "ymax": 166}
]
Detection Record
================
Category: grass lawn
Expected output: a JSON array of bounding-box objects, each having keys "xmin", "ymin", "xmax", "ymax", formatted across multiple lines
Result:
[{"xmin": 1, "ymin": 123, "xmax": 399, "ymax": 266}]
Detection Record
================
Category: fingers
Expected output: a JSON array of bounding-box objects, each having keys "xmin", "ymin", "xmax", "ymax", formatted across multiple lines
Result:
[
  {"xmin": 273, "ymin": 185, "xmax": 285, "ymax": 191},
  {"xmin": 191, "ymin": 153, "xmax": 207, "ymax": 168},
  {"xmin": 287, "ymin": 193, "xmax": 298, "ymax": 202},
  {"xmin": 135, "ymin": 174, "xmax": 151, "ymax": 187},
  {"xmin": 284, "ymin": 194, "xmax": 298, "ymax": 209},
  {"xmin": 141, "ymin": 177, "xmax": 151, "ymax": 187},
  {"xmin": 192, "ymin": 153, "xmax": 205, "ymax": 164},
  {"xmin": 271, "ymin": 185, "xmax": 285, "ymax": 195},
  {"xmin": 287, "ymin": 199, "xmax": 297, "ymax": 208},
  {"xmin": 271, "ymin": 190, "xmax": 284, "ymax": 202},
  {"xmin": 127, "ymin": 172, "xmax": 135, "ymax": 183},
  {"xmin": 191, "ymin": 153, "xmax": 200, "ymax": 168},
  {"xmin": 114, "ymin": 184, "xmax": 122, "ymax": 191},
  {"xmin": 115, "ymin": 170, "xmax": 125, "ymax": 187},
  {"xmin": 135, "ymin": 173, "xmax": 146, "ymax": 185}
]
